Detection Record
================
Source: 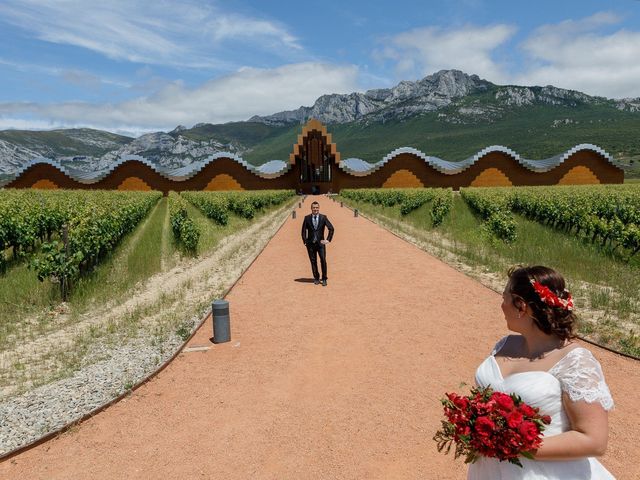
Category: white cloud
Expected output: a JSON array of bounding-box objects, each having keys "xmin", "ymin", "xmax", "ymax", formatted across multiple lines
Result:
[
  {"xmin": 0, "ymin": 63, "xmax": 360, "ymax": 133},
  {"xmin": 515, "ymin": 12, "xmax": 640, "ymax": 98},
  {"xmin": 0, "ymin": 58, "xmax": 131, "ymax": 89},
  {"xmin": 372, "ymin": 13, "xmax": 640, "ymax": 99},
  {"xmin": 374, "ymin": 24, "xmax": 516, "ymax": 82},
  {"xmin": 0, "ymin": 0, "xmax": 301, "ymax": 69}
]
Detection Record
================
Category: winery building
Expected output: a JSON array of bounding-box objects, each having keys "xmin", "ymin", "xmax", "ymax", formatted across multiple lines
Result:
[{"xmin": 2, "ymin": 119, "xmax": 624, "ymax": 193}]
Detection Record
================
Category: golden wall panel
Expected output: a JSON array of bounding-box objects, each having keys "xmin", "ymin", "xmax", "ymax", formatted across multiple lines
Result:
[
  {"xmin": 558, "ymin": 166, "xmax": 600, "ymax": 185},
  {"xmin": 470, "ymin": 168, "xmax": 513, "ymax": 187},
  {"xmin": 117, "ymin": 177, "xmax": 152, "ymax": 191},
  {"xmin": 204, "ymin": 174, "xmax": 244, "ymax": 191},
  {"xmin": 382, "ymin": 169, "xmax": 424, "ymax": 188},
  {"xmin": 31, "ymin": 179, "xmax": 59, "ymax": 189}
]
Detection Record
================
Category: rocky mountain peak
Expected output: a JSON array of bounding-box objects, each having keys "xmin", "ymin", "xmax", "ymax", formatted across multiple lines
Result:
[
  {"xmin": 251, "ymin": 69, "xmax": 495, "ymax": 126},
  {"xmin": 419, "ymin": 69, "xmax": 490, "ymax": 98}
]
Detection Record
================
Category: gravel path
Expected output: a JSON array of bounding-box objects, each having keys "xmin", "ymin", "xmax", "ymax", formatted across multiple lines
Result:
[{"xmin": 0, "ymin": 196, "xmax": 637, "ymax": 479}]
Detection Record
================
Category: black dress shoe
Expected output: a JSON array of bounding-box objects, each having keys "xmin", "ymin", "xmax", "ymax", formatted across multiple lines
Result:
[
  {"xmin": 322, "ymin": 280, "xmax": 327, "ymax": 286},
  {"xmin": 314, "ymin": 279, "xmax": 320, "ymax": 285}
]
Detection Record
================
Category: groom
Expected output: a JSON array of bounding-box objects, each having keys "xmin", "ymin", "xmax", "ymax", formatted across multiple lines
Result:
[{"xmin": 301, "ymin": 201, "xmax": 334, "ymax": 286}]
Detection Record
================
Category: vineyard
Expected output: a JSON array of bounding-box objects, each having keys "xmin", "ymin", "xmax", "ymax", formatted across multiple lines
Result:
[
  {"xmin": 461, "ymin": 185, "xmax": 640, "ymax": 257},
  {"xmin": 0, "ymin": 190, "xmax": 162, "ymax": 299},
  {"xmin": 340, "ymin": 188, "xmax": 453, "ymax": 226},
  {"xmin": 172, "ymin": 190, "xmax": 295, "ymax": 252},
  {"xmin": 0, "ymin": 189, "xmax": 296, "ymax": 301},
  {"xmin": 338, "ymin": 184, "xmax": 640, "ymax": 358}
]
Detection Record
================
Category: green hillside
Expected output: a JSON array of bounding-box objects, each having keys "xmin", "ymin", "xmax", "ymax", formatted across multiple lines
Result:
[
  {"xmin": 175, "ymin": 122, "xmax": 293, "ymax": 147},
  {"xmin": 0, "ymin": 128, "xmax": 132, "ymax": 157},
  {"xmin": 243, "ymin": 102, "xmax": 640, "ymax": 167}
]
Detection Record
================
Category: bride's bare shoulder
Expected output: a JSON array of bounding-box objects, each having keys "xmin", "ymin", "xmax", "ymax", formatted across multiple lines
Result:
[{"xmin": 494, "ymin": 334, "xmax": 522, "ymax": 357}]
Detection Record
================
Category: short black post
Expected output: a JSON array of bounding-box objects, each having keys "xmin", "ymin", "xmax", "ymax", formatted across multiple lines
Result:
[
  {"xmin": 340, "ymin": 202, "xmax": 343, "ymax": 207},
  {"xmin": 292, "ymin": 210, "xmax": 296, "ymax": 219},
  {"xmin": 298, "ymin": 202, "xmax": 301, "ymax": 208},
  {"xmin": 212, "ymin": 300, "xmax": 231, "ymax": 344},
  {"xmin": 354, "ymin": 209, "xmax": 359, "ymax": 217}
]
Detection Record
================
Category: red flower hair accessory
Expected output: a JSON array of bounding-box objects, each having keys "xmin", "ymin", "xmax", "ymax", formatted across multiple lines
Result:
[{"xmin": 530, "ymin": 280, "xmax": 573, "ymax": 311}]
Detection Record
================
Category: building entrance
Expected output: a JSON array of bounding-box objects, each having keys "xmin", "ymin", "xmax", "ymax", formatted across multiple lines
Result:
[{"xmin": 292, "ymin": 122, "xmax": 338, "ymax": 194}]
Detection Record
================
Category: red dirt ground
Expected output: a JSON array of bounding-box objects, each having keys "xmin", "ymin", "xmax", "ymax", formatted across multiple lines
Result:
[{"xmin": 1, "ymin": 196, "xmax": 637, "ymax": 479}]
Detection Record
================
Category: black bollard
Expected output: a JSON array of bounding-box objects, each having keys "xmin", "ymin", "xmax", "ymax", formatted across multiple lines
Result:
[
  {"xmin": 354, "ymin": 209, "xmax": 359, "ymax": 217},
  {"xmin": 212, "ymin": 300, "xmax": 231, "ymax": 343},
  {"xmin": 298, "ymin": 202, "xmax": 301, "ymax": 208},
  {"xmin": 292, "ymin": 210, "xmax": 296, "ymax": 219},
  {"xmin": 340, "ymin": 202, "xmax": 343, "ymax": 207}
]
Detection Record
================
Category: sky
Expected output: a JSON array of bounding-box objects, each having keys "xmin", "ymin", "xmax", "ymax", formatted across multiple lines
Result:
[{"xmin": 1, "ymin": 0, "xmax": 640, "ymax": 136}]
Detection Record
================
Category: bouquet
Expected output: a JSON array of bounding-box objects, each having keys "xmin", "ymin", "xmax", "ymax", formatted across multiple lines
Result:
[{"xmin": 433, "ymin": 385, "xmax": 551, "ymax": 467}]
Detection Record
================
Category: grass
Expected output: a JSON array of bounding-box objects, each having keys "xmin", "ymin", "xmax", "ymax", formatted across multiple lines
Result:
[
  {"xmin": 69, "ymin": 197, "xmax": 172, "ymax": 313},
  {"xmin": 0, "ymin": 260, "xmax": 60, "ymax": 343},
  {"xmin": 339, "ymin": 193, "xmax": 640, "ymax": 358}
]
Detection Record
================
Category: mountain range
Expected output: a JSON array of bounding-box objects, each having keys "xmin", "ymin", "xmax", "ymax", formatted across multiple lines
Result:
[{"xmin": 1, "ymin": 69, "xmax": 640, "ymax": 180}]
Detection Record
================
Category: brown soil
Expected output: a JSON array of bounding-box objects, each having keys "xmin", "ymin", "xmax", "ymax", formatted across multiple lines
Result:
[{"xmin": 1, "ymin": 197, "xmax": 637, "ymax": 479}]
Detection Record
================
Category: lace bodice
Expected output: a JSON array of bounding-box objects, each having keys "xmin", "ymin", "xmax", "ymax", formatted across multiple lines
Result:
[{"xmin": 489, "ymin": 336, "xmax": 614, "ymax": 411}]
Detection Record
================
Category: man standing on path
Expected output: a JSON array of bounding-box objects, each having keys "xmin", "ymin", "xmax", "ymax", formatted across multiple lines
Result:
[{"xmin": 301, "ymin": 201, "xmax": 334, "ymax": 286}]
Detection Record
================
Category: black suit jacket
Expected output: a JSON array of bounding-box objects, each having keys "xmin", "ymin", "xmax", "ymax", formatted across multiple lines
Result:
[{"xmin": 301, "ymin": 213, "xmax": 334, "ymax": 245}]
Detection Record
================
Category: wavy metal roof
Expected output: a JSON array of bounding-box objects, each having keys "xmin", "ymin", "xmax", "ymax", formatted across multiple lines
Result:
[
  {"xmin": 1, "ymin": 152, "xmax": 293, "ymax": 186},
  {"xmin": 0, "ymin": 144, "xmax": 615, "ymax": 187},
  {"xmin": 338, "ymin": 144, "xmax": 615, "ymax": 177}
]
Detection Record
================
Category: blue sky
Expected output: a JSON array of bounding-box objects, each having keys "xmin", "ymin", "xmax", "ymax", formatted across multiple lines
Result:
[{"xmin": 1, "ymin": 0, "xmax": 640, "ymax": 135}]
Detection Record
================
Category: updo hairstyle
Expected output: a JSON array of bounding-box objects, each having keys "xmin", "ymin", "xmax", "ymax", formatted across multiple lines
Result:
[{"xmin": 506, "ymin": 265, "xmax": 577, "ymax": 341}]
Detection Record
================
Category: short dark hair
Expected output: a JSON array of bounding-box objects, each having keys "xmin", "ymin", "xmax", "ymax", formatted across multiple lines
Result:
[
  {"xmin": 311, "ymin": 201, "xmax": 319, "ymax": 207},
  {"xmin": 506, "ymin": 265, "xmax": 577, "ymax": 341}
]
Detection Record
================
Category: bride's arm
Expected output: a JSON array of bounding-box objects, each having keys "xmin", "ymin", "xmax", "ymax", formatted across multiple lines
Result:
[
  {"xmin": 532, "ymin": 347, "xmax": 613, "ymax": 460},
  {"xmin": 533, "ymin": 394, "xmax": 609, "ymax": 460}
]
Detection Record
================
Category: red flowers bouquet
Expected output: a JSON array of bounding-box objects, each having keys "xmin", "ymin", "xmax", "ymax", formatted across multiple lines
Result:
[{"xmin": 433, "ymin": 386, "xmax": 551, "ymax": 467}]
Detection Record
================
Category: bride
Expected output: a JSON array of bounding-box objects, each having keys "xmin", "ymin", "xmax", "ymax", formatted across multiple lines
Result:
[{"xmin": 468, "ymin": 266, "xmax": 615, "ymax": 479}]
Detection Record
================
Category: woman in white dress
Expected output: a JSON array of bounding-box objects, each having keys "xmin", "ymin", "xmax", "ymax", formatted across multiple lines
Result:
[{"xmin": 468, "ymin": 266, "xmax": 615, "ymax": 479}]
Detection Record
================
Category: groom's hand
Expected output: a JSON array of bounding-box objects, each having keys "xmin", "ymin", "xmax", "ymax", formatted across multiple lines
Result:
[{"xmin": 320, "ymin": 240, "xmax": 329, "ymax": 245}]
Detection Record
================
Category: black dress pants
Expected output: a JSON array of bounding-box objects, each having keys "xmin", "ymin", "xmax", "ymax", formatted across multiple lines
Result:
[{"xmin": 306, "ymin": 242, "xmax": 327, "ymax": 280}]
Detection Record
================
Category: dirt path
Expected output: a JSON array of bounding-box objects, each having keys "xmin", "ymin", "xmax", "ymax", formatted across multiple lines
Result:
[{"xmin": 1, "ymin": 196, "xmax": 637, "ymax": 479}]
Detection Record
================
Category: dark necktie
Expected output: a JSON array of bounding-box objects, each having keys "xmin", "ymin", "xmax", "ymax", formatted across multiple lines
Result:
[{"xmin": 312, "ymin": 216, "xmax": 319, "ymax": 242}]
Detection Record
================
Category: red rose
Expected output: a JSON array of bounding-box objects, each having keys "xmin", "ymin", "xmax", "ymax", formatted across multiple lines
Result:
[
  {"xmin": 452, "ymin": 396, "xmax": 470, "ymax": 411},
  {"xmin": 519, "ymin": 404, "xmax": 536, "ymax": 417},
  {"xmin": 507, "ymin": 410, "xmax": 524, "ymax": 428},
  {"xmin": 541, "ymin": 415, "xmax": 552, "ymax": 425},
  {"xmin": 474, "ymin": 400, "xmax": 496, "ymax": 415},
  {"xmin": 518, "ymin": 421, "xmax": 540, "ymax": 443},
  {"xmin": 492, "ymin": 392, "xmax": 515, "ymax": 412},
  {"xmin": 475, "ymin": 416, "xmax": 496, "ymax": 437},
  {"xmin": 455, "ymin": 424, "xmax": 471, "ymax": 437}
]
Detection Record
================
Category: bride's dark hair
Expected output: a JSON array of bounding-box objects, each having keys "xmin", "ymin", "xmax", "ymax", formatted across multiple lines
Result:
[{"xmin": 506, "ymin": 265, "xmax": 577, "ymax": 341}]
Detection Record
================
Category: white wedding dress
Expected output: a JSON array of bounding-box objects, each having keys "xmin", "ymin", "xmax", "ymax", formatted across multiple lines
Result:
[{"xmin": 467, "ymin": 337, "xmax": 615, "ymax": 480}]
